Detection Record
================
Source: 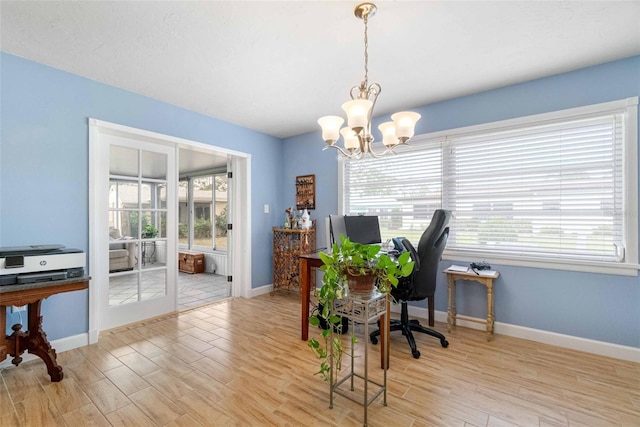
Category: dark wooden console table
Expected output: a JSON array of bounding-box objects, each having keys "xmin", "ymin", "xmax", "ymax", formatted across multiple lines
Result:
[{"xmin": 0, "ymin": 275, "xmax": 90, "ymax": 382}]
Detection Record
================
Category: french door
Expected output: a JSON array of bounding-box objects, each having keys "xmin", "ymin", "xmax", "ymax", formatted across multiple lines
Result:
[
  {"xmin": 97, "ymin": 132, "xmax": 177, "ymax": 330},
  {"xmin": 89, "ymin": 119, "xmax": 251, "ymax": 340}
]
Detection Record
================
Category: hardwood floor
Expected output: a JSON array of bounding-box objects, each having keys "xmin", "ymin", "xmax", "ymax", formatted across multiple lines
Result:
[{"xmin": 1, "ymin": 293, "xmax": 638, "ymax": 426}]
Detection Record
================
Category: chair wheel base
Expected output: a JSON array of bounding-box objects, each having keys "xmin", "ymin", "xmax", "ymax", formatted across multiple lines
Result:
[{"xmin": 368, "ymin": 303, "xmax": 450, "ymax": 357}]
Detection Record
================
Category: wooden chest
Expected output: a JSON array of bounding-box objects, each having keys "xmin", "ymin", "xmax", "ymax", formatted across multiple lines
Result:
[{"xmin": 179, "ymin": 251, "xmax": 205, "ymax": 274}]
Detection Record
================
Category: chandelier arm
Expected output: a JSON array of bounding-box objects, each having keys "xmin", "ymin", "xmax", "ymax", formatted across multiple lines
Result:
[
  {"xmin": 350, "ymin": 84, "xmax": 362, "ymax": 100},
  {"xmin": 367, "ymin": 140, "xmax": 410, "ymax": 158},
  {"xmin": 366, "ymin": 144, "xmax": 393, "ymax": 158},
  {"xmin": 365, "ymin": 82, "xmax": 382, "ymax": 141},
  {"xmin": 325, "ymin": 144, "xmax": 364, "ymax": 159}
]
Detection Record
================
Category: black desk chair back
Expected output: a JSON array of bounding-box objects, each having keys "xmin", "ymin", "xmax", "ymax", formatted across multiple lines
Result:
[{"xmin": 370, "ymin": 209, "xmax": 452, "ymax": 358}]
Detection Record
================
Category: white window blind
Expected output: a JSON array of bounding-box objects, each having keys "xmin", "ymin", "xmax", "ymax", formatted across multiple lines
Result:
[
  {"xmin": 444, "ymin": 114, "xmax": 624, "ymax": 262},
  {"xmin": 343, "ymin": 141, "xmax": 443, "ymax": 243},
  {"xmin": 342, "ymin": 98, "xmax": 638, "ymax": 270}
]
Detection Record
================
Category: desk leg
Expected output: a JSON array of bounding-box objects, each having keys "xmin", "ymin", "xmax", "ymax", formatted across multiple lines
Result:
[
  {"xmin": 300, "ymin": 258, "xmax": 311, "ymax": 341},
  {"xmin": 380, "ymin": 295, "xmax": 390, "ymax": 370},
  {"xmin": 486, "ymin": 280, "xmax": 494, "ymax": 341},
  {"xmin": 5, "ymin": 300, "xmax": 64, "ymax": 382},
  {"xmin": 447, "ymin": 276, "xmax": 457, "ymax": 332},
  {"xmin": 26, "ymin": 300, "xmax": 64, "ymax": 381},
  {"xmin": 0, "ymin": 308, "xmax": 7, "ymax": 363}
]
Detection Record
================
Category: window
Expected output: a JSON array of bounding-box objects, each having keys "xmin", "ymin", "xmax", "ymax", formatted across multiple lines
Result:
[
  {"xmin": 341, "ymin": 98, "xmax": 638, "ymax": 275},
  {"xmin": 178, "ymin": 173, "xmax": 228, "ymax": 251}
]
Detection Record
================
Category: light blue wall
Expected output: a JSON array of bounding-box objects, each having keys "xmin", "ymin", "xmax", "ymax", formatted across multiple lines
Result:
[
  {"xmin": 1, "ymin": 52, "xmax": 283, "ymax": 340},
  {"xmin": 2, "ymin": 50, "xmax": 638, "ymax": 349},
  {"xmin": 283, "ymin": 56, "xmax": 640, "ymax": 348},
  {"xmin": 280, "ymin": 142, "xmax": 340, "ymax": 252}
]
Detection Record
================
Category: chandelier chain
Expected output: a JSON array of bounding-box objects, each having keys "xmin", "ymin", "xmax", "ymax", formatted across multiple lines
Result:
[{"xmin": 363, "ymin": 13, "xmax": 369, "ymax": 86}]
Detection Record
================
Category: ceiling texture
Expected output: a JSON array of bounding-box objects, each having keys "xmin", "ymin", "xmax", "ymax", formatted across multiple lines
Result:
[{"xmin": 1, "ymin": 1, "xmax": 639, "ymax": 139}]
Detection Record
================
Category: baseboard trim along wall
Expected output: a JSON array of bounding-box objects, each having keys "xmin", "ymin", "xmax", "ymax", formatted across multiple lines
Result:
[
  {"xmin": 88, "ymin": 328, "xmax": 99, "ymax": 345},
  {"xmin": 252, "ymin": 283, "xmax": 274, "ymax": 297},
  {"xmin": 392, "ymin": 304, "xmax": 640, "ymax": 363}
]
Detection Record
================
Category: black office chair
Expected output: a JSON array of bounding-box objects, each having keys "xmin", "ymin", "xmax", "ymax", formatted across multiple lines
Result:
[{"xmin": 370, "ymin": 209, "xmax": 452, "ymax": 359}]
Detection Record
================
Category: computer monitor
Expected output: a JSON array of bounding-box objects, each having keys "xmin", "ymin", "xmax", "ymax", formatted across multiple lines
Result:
[
  {"xmin": 329, "ymin": 215, "xmax": 347, "ymax": 246},
  {"xmin": 344, "ymin": 215, "xmax": 382, "ymax": 245}
]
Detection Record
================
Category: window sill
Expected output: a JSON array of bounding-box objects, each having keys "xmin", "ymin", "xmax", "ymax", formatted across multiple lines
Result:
[{"xmin": 443, "ymin": 250, "xmax": 640, "ymax": 277}]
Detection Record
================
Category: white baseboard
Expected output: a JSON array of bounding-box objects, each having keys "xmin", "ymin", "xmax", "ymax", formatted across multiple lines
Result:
[
  {"xmin": 0, "ymin": 332, "xmax": 89, "ymax": 369},
  {"xmin": 392, "ymin": 303, "xmax": 640, "ymax": 363},
  {"xmin": 251, "ymin": 283, "xmax": 273, "ymax": 297},
  {"xmin": 88, "ymin": 328, "xmax": 99, "ymax": 345}
]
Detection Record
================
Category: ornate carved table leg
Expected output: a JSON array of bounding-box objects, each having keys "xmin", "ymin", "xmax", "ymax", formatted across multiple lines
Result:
[
  {"xmin": 10, "ymin": 324, "xmax": 26, "ymax": 366},
  {"xmin": 11, "ymin": 301, "xmax": 64, "ymax": 382},
  {"xmin": 28, "ymin": 300, "xmax": 64, "ymax": 381}
]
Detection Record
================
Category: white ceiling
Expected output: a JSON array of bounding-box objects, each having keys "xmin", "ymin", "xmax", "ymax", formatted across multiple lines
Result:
[{"xmin": 1, "ymin": 1, "xmax": 639, "ymax": 140}]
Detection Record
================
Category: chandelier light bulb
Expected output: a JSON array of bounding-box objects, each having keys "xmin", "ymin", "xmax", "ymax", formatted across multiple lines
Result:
[
  {"xmin": 340, "ymin": 127, "xmax": 360, "ymax": 150},
  {"xmin": 317, "ymin": 116, "xmax": 344, "ymax": 144},
  {"xmin": 391, "ymin": 111, "xmax": 421, "ymax": 141},
  {"xmin": 378, "ymin": 121, "xmax": 398, "ymax": 146},
  {"xmin": 342, "ymin": 99, "xmax": 373, "ymax": 133}
]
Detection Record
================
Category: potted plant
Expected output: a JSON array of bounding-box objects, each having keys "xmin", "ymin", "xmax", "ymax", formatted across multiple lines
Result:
[
  {"xmin": 142, "ymin": 223, "xmax": 158, "ymax": 239},
  {"xmin": 308, "ymin": 235, "xmax": 414, "ymax": 381}
]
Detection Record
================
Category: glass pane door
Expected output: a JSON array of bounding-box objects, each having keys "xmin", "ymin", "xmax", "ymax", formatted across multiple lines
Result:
[{"xmin": 103, "ymin": 138, "xmax": 176, "ymax": 329}]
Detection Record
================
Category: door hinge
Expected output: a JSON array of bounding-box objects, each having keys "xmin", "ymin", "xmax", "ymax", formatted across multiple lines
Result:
[
  {"xmin": 227, "ymin": 275, "xmax": 232, "ymax": 282},
  {"xmin": 227, "ymin": 224, "xmax": 233, "ymax": 230},
  {"xmin": 227, "ymin": 171, "xmax": 233, "ymax": 179}
]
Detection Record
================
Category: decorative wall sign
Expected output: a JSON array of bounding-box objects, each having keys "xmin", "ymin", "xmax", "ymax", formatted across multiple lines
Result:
[{"xmin": 296, "ymin": 174, "xmax": 315, "ymax": 210}]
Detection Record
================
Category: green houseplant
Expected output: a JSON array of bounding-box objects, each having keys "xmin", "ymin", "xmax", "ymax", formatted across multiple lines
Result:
[
  {"xmin": 308, "ymin": 235, "xmax": 414, "ymax": 381},
  {"xmin": 142, "ymin": 223, "xmax": 158, "ymax": 239}
]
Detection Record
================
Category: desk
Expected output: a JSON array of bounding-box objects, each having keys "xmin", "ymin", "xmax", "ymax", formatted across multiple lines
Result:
[
  {"xmin": 444, "ymin": 268, "xmax": 499, "ymax": 341},
  {"xmin": 299, "ymin": 253, "xmax": 390, "ymax": 369},
  {"xmin": 0, "ymin": 276, "xmax": 90, "ymax": 382}
]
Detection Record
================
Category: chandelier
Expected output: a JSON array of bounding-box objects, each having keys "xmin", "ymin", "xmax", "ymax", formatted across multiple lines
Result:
[{"xmin": 317, "ymin": 2, "xmax": 421, "ymax": 159}]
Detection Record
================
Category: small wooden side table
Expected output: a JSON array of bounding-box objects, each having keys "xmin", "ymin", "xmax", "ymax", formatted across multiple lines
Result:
[
  {"xmin": 0, "ymin": 276, "xmax": 90, "ymax": 382},
  {"xmin": 444, "ymin": 268, "xmax": 500, "ymax": 341}
]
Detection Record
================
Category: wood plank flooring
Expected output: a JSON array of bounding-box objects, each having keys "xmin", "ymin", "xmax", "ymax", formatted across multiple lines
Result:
[{"xmin": 1, "ymin": 293, "xmax": 638, "ymax": 426}]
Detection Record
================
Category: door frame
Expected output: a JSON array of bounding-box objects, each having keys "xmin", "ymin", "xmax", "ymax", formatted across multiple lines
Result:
[{"xmin": 88, "ymin": 118, "xmax": 252, "ymax": 342}]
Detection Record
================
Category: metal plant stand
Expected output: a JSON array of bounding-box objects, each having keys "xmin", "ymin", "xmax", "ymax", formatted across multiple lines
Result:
[{"xmin": 329, "ymin": 290, "xmax": 388, "ymax": 426}]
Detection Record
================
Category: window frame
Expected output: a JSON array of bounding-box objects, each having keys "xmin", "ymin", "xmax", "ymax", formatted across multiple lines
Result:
[{"xmin": 339, "ymin": 97, "xmax": 639, "ymax": 276}]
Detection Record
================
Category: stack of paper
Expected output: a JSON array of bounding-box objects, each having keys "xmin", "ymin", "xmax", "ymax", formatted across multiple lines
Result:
[
  {"xmin": 446, "ymin": 264, "xmax": 470, "ymax": 273},
  {"xmin": 445, "ymin": 264, "xmax": 498, "ymax": 276}
]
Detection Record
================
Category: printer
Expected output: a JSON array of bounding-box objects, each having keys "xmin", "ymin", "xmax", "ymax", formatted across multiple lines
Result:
[{"xmin": 0, "ymin": 244, "xmax": 85, "ymax": 286}]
